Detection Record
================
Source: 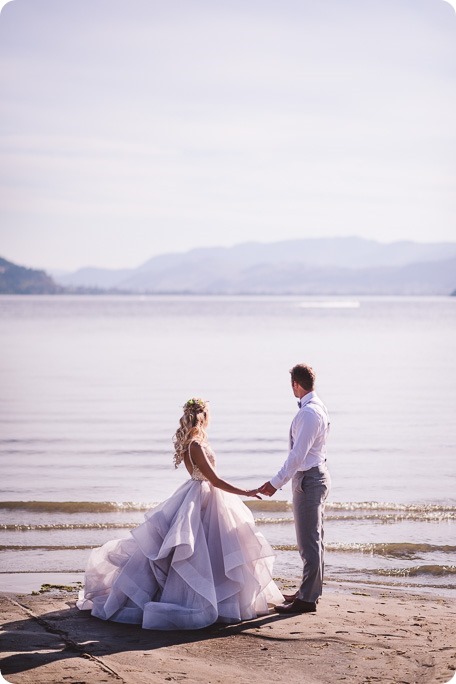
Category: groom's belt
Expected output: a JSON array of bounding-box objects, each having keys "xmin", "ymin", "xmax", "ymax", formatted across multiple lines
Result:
[{"xmin": 295, "ymin": 461, "xmax": 327, "ymax": 474}]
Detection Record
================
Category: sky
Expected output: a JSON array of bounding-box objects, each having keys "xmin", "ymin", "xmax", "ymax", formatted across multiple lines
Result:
[{"xmin": 0, "ymin": 0, "xmax": 455, "ymax": 272}]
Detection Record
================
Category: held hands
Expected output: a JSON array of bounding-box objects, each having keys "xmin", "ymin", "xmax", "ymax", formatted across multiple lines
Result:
[
  {"xmin": 244, "ymin": 481, "xmax": 277, "ymax": 499},
  {"xmin": 244, "ymin": 489, "xmax": 262, "ymax": 499},
  {"xmin": 258, "ymin": 481, "xmax": 277, "ymax": 497}
]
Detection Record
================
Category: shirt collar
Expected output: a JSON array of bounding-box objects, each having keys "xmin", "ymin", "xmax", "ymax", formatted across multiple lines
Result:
[{"xmin": 298, "ymin": 391, "xmax": 315, "ymax": 408}]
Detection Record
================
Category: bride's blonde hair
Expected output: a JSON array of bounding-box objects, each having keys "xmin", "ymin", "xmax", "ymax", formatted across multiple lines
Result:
[{"xmin": 173, "ymin": 398, "xmax": 209, "ymax": 468}]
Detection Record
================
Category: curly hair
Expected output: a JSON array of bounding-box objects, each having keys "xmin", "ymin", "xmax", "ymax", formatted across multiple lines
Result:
[{"xmin": 173, "ymin": 398, "xmax": 209, "ymax": 468}]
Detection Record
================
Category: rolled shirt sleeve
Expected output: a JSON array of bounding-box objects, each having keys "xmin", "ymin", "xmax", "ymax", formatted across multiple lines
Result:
[{"xmin": 270, "ymin": 408, "xmax": 321, "ymax": 490}]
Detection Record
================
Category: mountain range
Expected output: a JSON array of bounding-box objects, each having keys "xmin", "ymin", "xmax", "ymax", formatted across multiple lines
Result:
[
  {"xmin": 2, "ymin": 238, "xmax": 455, "ymax": 295},
  {"xmin": 55, "ymin": 237, "xmax": 456, "ymax": 295}
]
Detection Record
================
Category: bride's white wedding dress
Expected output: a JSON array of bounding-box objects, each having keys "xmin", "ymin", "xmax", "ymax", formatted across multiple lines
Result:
[{"xmin": 76, "ymin": 443, "xmax": 283, "ymax": 630}]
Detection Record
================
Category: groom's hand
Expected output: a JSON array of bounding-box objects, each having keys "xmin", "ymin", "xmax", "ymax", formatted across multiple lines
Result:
[{"xmin": 258, "ymin": 481, "xmax": 277, "ymax": 497}]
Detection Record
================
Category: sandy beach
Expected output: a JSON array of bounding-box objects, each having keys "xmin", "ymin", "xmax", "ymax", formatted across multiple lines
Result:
[{"xmin": 1, "ymin": 581, "xmax": 455, "ymax": 684}]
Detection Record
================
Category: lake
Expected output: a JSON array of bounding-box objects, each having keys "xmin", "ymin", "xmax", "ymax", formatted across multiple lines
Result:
[{"xmin": 0, "ymin": 295, "xmax": 455, "ymax": 595}]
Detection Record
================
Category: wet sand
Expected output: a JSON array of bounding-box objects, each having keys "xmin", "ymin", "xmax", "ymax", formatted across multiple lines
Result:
[{"xmin": 1, "ymin": 582, "xmax": 455, "ymax": 684}]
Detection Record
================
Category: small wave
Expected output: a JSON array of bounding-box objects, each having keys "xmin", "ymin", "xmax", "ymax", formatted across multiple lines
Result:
[
  {"xmin": 245, "ymin": 500, "xmax": 293, "ymax": 512},
  {"xmin": 2, "ymin": 543, "xmax": 297, "ymax": 553},
  {"xmin": 8, "ymin": 514, "xmax": 442, "ymax": 529},
  {"xmin": 273, "ymin": 544, "xmax": 298, "ymax": 551},
  {"xmin": 0, "ymin": 518, "xmax": 295, "ymax": 531},
  {"xmin": 326, "ymin": 512, "xmax": 456, "ymax": 522},
  {"xmin": 327, "ymin": 542, "xmax": 456, "ymax": 558},
  {"xmin": 272, "ymin": 543, "xmax": 456, "ymax": 557},
  {"xmin": 254, "ymin": 517, "xmax": 295, "ymax": 525},
  {"xmin": 374, "ymin": 565, "xmax": 456, "ymax": 578},
  {"xmin": 0, "ymin": 523, "xmax": 137, "ymax": 531},
  {"xmin": 1, "ymin": 499, "xmax": 454, "ymax": 518},
  {"xmin": 0, "ymin": 545, "xmax": 95, "ymax": 552},
  {"xmin": 0, "ymin": 570, "xmax": 85, "ymax": 575},
  {"xmin": 326, "ymin": 502, "xmax": 456, "ymax": 522},
  {"xmin": 0, "ymin": 500, "xmax": 292, "ymax": 514},
  {"xmin": 326, "ymin": 502, "xmax": 456, "ymax": 513},
  {"xmin": 0, "ymin": 501, "xmax": 156, "ymax": 513},
  {"xmin": 2, "ymin": 539, "xmax": 453, "ymax": 559}
]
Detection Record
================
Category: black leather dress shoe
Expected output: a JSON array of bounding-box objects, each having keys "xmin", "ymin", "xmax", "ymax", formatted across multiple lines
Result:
[
  {"xmin": 282, "ymin": 593, "xmax": 320, "ymax": 604},
  {"xmin": 274, "ymin": 599, "xmax": 317, "ymax": 614}
]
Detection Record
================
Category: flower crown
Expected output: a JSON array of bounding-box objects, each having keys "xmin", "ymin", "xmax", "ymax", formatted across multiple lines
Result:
[{"xmin": 184, "ymin": 397, "xmax": 207, "ymax": 412}]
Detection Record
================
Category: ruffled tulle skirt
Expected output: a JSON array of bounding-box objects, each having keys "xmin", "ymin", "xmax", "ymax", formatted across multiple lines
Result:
[{"xmin": 76, "ymin": 480, "xmax": 283, "ymax": 630}]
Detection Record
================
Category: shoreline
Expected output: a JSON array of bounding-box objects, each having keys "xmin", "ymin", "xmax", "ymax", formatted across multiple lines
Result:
[
  {"xmin": 1, "ymin": 571, "xmax": 455, "ymax": 601},
  {"xmin": 1, "ymin": 581, "xmax": 455, "ymax": 683}
]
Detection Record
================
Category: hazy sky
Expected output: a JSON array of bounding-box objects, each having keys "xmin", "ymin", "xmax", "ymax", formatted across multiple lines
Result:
[{"xmin": 0, "ymin": 0, "xmax": 455, "ymax": 271}]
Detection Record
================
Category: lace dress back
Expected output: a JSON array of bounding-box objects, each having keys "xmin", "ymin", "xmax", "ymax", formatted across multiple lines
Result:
[{"xmin": 188, "ymin": 442, "xmax": 216, "ymax": 481}]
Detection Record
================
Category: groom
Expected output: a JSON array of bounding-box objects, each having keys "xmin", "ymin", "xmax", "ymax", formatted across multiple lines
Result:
[{"xmin": 258, "ymin": 363, "xmax": 331, "ymax": 614}]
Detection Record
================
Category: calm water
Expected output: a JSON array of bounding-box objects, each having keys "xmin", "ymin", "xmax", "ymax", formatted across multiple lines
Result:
[{"xmin": 0, "ymin": 295, "xmax": 455, "ymax": 595}]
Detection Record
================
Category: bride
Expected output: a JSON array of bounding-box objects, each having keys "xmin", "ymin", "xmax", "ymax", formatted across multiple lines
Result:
[{"xmin": 77, "ymin": 398, "xmax": 283, "ymax": 629}]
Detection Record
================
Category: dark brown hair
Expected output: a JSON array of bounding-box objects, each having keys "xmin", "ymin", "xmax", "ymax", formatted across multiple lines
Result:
[{"xmin": 290, "ymin": 364, "xmax": 315, "ymax": 391}]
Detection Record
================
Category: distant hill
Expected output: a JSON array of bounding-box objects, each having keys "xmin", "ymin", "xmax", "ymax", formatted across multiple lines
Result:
[
  {"xmin": 0, "ymin": 256, "xmax": 128, "ymax": 295},
  {"xmin": 56, "ymin": 238, "xmax": 456, "ymax": 295},
  {"xmin": 0, "ymin": 256, "xmax": 64, "ymax": 294}
]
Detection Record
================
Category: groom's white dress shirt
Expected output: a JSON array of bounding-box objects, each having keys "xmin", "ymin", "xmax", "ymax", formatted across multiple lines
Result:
[{"xmin": 270, "ymin": 391, "xmax": 329, "ymax": 490}]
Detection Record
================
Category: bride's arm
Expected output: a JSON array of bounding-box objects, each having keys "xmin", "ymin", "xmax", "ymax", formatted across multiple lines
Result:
[{"xmin": 189, "ymin": 442, "xmax": 259, "ymax": 498}]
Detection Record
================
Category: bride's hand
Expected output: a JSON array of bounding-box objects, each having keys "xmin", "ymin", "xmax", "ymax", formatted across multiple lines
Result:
[{"xmin": 245, "ymin": 489, "xmax": 262, "ymax": 499}]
